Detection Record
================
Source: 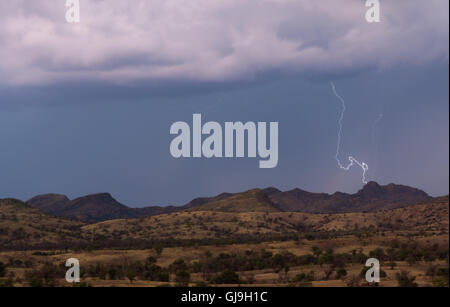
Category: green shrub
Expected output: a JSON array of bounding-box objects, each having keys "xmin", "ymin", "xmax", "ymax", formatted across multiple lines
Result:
[
  {"xmin": 175, "ymin": 270, "xmax": 191, "ymax": 286},
  {"xmin": 336, "ymin": 268, "xmax": 347, "ymax": 279},
  {"xmin": 396, "ymin": 271, "xmax": 418, "ymax": 287},
  {"xmin": 158, "ymin": 272, "xmax": 170, "ymax": 282},
  {"xmin": 0, "ymin": 279, "xmax": 13, "ymax": 287},
  {"xmin": 210, "ymin": 269, "xmax": 241, "ymax": 284},
  {"xmin": 0, "ymin": 262, "xmax": 6, "ymax": 277},
  {"xmin": 291, "ymin": 271, "xmax": 314, "ymax": 283},
  {"xmin": 432, "ymin": 277, "xmax": 449, "ymax": 287},
  {"xmin": 27, "ymin": 277, "xmax": 43, "ymax": 287}
]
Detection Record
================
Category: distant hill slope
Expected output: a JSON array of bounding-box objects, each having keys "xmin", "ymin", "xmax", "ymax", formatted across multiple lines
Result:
[
  {"xmin": 58, "ymin": 193, "xmax": 138, "ymax": 222},
  {"xmin": 84, "ymin": 196, "xmax": 449, "ymax": 242},
  {"xmin": 27, "ymin": 193, "xmax": 137, "ymax": 222},
  {"xmin": 183, "ymin": 192, "xmax": 234, "ymax": 210},
  {"xmin": 26, "ymin": 194, "xmax": 70, "ymax": 214},
  {"xmin": 0, "ymin": 198, "xmax": 85, "ymax": 250},
  {"xmin": 26, "ymin": 181, "xmax": 431, "ymax": 222},
  {"xmin": 187, "ymin": 189, "xmax": 280, "ymax": 213},
  {"xmin": 27, "ymin": 193, "xmax": 181, "ymax": 222},
  {"xmin": 2, "ymin": 196, "xmax": 448, "ymax": 250},
  {"xmin": 267, "ymin": 181, "xmax": 431, "ymax": 213}
]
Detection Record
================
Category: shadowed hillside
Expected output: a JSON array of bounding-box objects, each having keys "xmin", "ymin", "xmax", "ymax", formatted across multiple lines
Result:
[
  {"xmin": 0, "ymin": 198, "xmax": 85, "ymax": 249},
  {"xmin": 1, "ymin": 196, "xmax": 448, "ymax": 250},
  {"xmin": 268, "ymin": 182, "xmax": 431, "ymax": 213},
  {"xmin": 187, "ymin": 189, "xmax": 280, "ymax": 213},
  {"xmin": 83, "ymin": 196, "xmax": 448, "ymax": 242},
  {"xmin": 28, "ymin": 193, "xmax": 136, "ymax": 223},
  {"xmin": 25, "ymin": 182, "xmax": 431, "ymax": 222},
  {"xmin": 27, "ymin": 193, "xmax": 180, "ymax": 223},
  {"xmin": 25, "ymin": 194, "xmax": 70, "ymax": 214}
]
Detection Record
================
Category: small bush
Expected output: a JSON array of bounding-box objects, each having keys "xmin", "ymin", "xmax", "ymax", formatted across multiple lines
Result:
[
  {"xmin": 396, "ymin": 271, "xmax": 418, "ymax": 287},
  {"xmin": 0, "ymin": 262, "xmax": 6, "ymax": 277},
  {"xmin": 210, "ymin": 270, "xmax": 241, "ymax": 284},
  {"xmin": 291, "ymin": 271, "xmax": 314, "ymax": 283},
  {"xmin": 0, "ymin": 279, "xmax": 13, "ymax": 287},
  {"xmin": 336, "ymin": 268, "xmax": 347, "ymax": 279},
  {"xmin": 175, "ymin": 270, "xmax": 191, "ymax": 286}
]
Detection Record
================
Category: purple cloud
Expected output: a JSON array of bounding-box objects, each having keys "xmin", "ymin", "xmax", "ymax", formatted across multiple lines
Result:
[{"xmin": 0, "ymin": 0, "xmax": 448, "ymax": 86}]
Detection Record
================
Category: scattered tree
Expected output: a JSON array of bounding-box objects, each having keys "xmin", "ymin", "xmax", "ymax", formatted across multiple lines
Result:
[{"xmin": 396, "ymin": 271, "xmax": 418, "ymax": 287}]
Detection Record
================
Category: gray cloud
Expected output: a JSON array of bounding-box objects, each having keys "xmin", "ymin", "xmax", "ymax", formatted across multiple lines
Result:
[{"xmin": 0, "ymin": 0, "xmax": 448, "ymax": 86}]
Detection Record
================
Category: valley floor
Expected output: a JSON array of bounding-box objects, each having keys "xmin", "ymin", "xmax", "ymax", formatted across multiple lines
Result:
[{"xmin": 1, "ymin": 233, "xmax": 448, "ymax": 287}]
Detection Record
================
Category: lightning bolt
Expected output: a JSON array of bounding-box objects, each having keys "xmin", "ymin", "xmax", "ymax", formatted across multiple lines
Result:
[{"xmin": 330, "ymin": 81, "xmax": 369, "ymax": 184}]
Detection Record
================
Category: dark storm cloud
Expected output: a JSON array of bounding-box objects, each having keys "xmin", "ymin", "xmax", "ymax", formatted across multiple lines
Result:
[
  {"xmin": 0, "ymin": 1, "xmax": 448, "ymax": 206},
  {"xmin": 0, "ymin": 0, "xmax": 448, "ymax": 86}
]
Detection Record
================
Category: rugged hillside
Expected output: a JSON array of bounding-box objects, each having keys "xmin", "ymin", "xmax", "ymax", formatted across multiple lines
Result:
[
  {"xmin": 0, "ymin": 198, "xmax": 85, "ymax": 250},
  {"xmin": 2, "ymin": 196, "xmax": 448, "ymax": 250},
  {"xmin": 28, "ymin": 193, "xmax": 136, "ymax": 223},
  {"xmin": 25, "ymin": 191, "xmax": 239, "ymax": 222},
  {"xmin": 59, "ymin": 193, "xmax": 138, "ymax": 222},
  {"xmin": 84, "ymin": 196, "xmax": 449, "ymax": 241},
  {"xmin": 25, "ymin": 182, "xmax": 431, "ymax": 222},
  {"xmin": 268, "ymin": 182, "xmax": 431, "ymax": 213},
  {"xmin": 27, "ymin": 193, "xmax": 181, "ymax": 222},
  {"xmin": 183, "ymin": 192, "xmax": 234, "ymax": 209},
  {"xmin": 26, "ymin": 194, "xmax": 70, "ymax": 214},
  {"xmin": 188, "ymin": 189, "xmax": 280, "ymax": 213},
  {"xmin": 132, "ymin": 205, "xmax": 182, "ymax": 217}
]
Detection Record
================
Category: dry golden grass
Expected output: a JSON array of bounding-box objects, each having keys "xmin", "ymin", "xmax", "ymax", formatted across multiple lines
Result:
[
  {"xmin": 1, "ymin": 197, "xmax": 448, "ymax": 287},
  {"xmin": 0, "ymin": 199, "xmax": 84, "ymax": 247},
  {"xmin": 82, "ymin": 198, "xmax": 449, "ymax": 241},
  {"xmin": 1, "ymin": 233, "xmax": 447, "ymax": 287},
  {"xmin": 1, "ymin": 196, "xmax": 447, "ymax": 248}
]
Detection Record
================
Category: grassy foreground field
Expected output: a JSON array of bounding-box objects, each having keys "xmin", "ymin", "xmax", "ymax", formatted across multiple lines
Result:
[
  {"xmin": 0, "ymin": 233, "xmax": 448, "ymax": 287},
  {"xmin": 0, "ymin": 196, "xmax": 448, "ymax": 287}
]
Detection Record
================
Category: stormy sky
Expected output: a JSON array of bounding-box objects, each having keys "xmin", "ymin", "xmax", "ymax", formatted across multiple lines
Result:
[{"xmin": 0, "ymin": 0, "xmax": 448, "ymax": 206}]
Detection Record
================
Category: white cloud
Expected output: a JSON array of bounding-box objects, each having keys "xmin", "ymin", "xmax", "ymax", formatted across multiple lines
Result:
[{"xmin": 0, "ymin": 0, "xmax": 448, "ymax": 86}]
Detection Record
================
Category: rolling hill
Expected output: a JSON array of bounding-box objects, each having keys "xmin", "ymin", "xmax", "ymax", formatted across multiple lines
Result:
[
  {"xmin": 0, "ymin": 198, "xmax": 85, "ymax": 250},
  {"xmin": 1, "ymin": 195, "xmax": 448, "ymax": 250},
  {"xmin": 83, "ymin": 196, "xmax": 449, "ymax": 241},
  {"xmin": 27, "ymin": 193, "xmax": 183, "ymax": 223},
  {"xmin": 187, "ymin": 189, "xmax": 280, "ymax": 213},
  {"xmin": 27, "ymin": 193, "xmax": 137, "ymax": 222},
  {"xmin": 25, "ymin": 182, "xmax": 432, "ymax": 222},
  {"xmin": 267, "ymin": 181, "xmax": 431, "ymax": 213}
]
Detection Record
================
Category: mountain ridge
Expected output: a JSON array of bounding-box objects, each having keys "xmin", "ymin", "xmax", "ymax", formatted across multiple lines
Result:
[
  {"xmin": 268, "ymin": 181, "xmax": 431, "ymax": 213},
  {"xmin": 1, "ymin": 195, "xmax": 447, "ymax": 250},
  {"xmin": 25, "ymin": 181, "xmax": 432, "ymax": 222}
]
